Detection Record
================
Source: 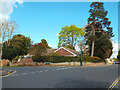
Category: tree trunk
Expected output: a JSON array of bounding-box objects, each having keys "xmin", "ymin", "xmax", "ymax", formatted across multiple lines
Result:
[
  {"xmin": 0, "ymin": 43, "xmax": 3, "ymax": 60},
  {"xmin": 91, "ymin": 24, "xmax": 95, "ymax": 57},
  {"xmin": 72, "ymin": 36, "xmax": 74, "ymax": 50},
  {"xmin": 91, "ymin": 39, "xmax": 94, "ymax": 57}
]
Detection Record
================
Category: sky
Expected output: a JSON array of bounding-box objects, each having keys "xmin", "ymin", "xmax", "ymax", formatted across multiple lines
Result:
[{"xmin": 0, "ymin": 0, "xmax": 119, "ymax": 58}]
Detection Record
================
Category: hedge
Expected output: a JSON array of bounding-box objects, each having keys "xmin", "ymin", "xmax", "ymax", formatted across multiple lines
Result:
[{"xmin": 32, "ymin": 55, "xmax": 105, "ymax": 63}]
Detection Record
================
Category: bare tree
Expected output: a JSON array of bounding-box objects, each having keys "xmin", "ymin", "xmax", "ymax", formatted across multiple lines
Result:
[
  {"xmin": 6, "ymin": 21, "xmax": 17, "ymax": 47},
  {"xmin": 0, "ymin": 20, "xmax": 17, "ymax": 60}
]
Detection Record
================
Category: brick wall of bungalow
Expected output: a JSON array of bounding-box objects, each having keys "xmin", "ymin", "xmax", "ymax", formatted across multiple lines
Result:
[{"xmin": 55, "ymin": 48, "xmax": 74, "ymax": 56}]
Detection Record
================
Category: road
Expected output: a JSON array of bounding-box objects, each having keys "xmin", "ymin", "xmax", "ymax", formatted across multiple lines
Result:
[{"xmin": 1, "ymin": 64, "xmax": 119, "ymax": 89}]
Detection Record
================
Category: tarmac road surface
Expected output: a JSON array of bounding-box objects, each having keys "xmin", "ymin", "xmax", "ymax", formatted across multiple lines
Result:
[{"xmin": 1, "ymin": 64, "xmax": 119, "ymax": 89}]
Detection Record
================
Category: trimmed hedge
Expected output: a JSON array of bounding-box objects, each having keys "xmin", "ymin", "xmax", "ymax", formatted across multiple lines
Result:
[{"xmin": 32, "ymin": 55, "xmax": 104, "ymax": 63}]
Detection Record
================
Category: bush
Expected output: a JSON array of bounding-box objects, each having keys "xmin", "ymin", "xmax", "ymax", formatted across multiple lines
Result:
[
  {"xmin": 2, "ymin": 47, "xmax": 17, "ymax": 61},
  {"xmin": 32, "ymin": 55, "xmax": 104, "ymax": 63},
  {"xmin": 6, "ymin": 62, "xmax": 10, "ymax": 66},
  {"xmin": 48, "ymin": 52, "xmax": 59, "ymax": 56},
  {"xmin": 92, "ymin": 56, "xmax": 104, "ymax": 63},
  {"xmin": 113, "ymin": 58, "xmax": 118, "ymax": 62},
  {"xmin": 32, "ymin": 56, "xmax": 74, "ymax": 63},
  {"xmin": 15, "ymin": 56, "xmax": 19, "ymax": 62}
]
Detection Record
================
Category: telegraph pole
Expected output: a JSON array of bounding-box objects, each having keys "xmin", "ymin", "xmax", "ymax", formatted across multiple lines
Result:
[{"xmin": 80, "ymin": 44, "xmax": 83, "ymax": 66}]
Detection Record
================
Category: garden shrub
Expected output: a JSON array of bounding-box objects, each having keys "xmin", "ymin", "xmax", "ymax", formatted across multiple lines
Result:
[
  {"xmin": 32, "ymin": 55, "xmax": 104, "ymax": 63},
  {"xmin": 48, "ymin": 52, "xmax": 59, "ymax": 56},
  {"xmin": 15, "ymin": 56, "xmax": 19, "ymax": 62},
  {"xmin": 6, "ymin": 62, "xmax": 10, "ymax": 66},
  {"xmin": 92, "ymin": 56, "xmax": 104, "ymax": 63}
]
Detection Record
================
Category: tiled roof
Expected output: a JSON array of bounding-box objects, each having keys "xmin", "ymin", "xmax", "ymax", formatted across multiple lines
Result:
[
  {"xmin": 65, "ymin": 47, "xmax": 79, "ymax": 56},
  {"xmin": 54, "ymin": 47, "xmax": 80, "ymax": 56},
  {"xmin": 42, "ymin": 49, "xmax": 57, "ymax": 56}
]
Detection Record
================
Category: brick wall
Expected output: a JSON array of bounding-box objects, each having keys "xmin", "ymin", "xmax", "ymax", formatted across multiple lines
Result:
[{"xmin": 20, "ymin": 58, "xmax": 34, "ymax": 64}]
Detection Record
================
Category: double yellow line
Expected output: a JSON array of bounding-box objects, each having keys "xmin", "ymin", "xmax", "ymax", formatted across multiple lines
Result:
[
  {"xmin": 108, "ymin": 76, "xmax": 120, "ymax": 90},
  {"xmin": 0, "ymin": 70, "xmax": 16, "ymax": 78}
]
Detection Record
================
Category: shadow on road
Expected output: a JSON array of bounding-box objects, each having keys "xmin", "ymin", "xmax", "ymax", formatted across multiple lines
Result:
[{"xmin": 54, "ymin": 77, "xmax": 115, "ymax": 88}]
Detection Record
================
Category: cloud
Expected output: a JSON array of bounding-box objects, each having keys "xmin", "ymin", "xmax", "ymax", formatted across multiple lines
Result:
[
  {"xmin": 110, "ymin": 41, "xmax": 119, "ymax": 58},
  {"xmin": 14, "ymin": 4, "xmax": 18, "ymax": 8},
  {"xmin": 56, "ymin": 33, "xmax": 59, "ymax": 36},
  {"xmin": 0, "ymin": 0, "xmax": 23, "ymax": 22},
  {"xmin": 18, "ymin": 0, "xmax": 23, "ymax": 4}
]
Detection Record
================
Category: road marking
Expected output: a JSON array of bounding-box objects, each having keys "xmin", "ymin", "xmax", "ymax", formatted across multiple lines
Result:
[
  {"xmin": 30, "ymin": 72, "xmax": 35, "ymax": 74},
  {"xmin": 108, "ymin": 76, "xmax": 120, "ymax": 90},
  {"xmin": 58, "ymin": 68, "xmax": 63, "ymax": 70},
  {"xmin": 111, "ymin": 76, "xmax": 120, "ymax": 88},
  {"xmin": 109, "ymin": 78, "xmax": 118, "ymax": 89},
  {"xmin": 56, "ymin": 68, "xmax": 60, "ymax": 70},
  {"xmin": 37, "ymin": 71, "xmax": 42, "ymax": 73},
  {"xmin": 64, "ymin": 68, "xmax": 68, "ymax": 69},
  {"xmin": 21, "ymin": 73, "xmax": 27, "ymax": 75},
  {"xmin": 0, "ymin": 70, "xmax": 16, "ymax": 78},
  {"xmin": 61, "ymin": 68, "xmax": 64, "ymax": 70},
  {"xmin": 44, "ymin": 70, "xmax": 49, "ymax": 72}
]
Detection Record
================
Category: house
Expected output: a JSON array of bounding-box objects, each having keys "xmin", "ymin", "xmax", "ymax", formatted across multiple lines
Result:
[
  {"xmin": 20, "ymin": 47, "xmax": 79, "ymax": 64},
  {"xmin": 28, "ymin": 46, "xmax": 80, "ymax": 56},
  {"xmin": 53, "ymin": 46, "xmax": 79, "ymax": 56}
]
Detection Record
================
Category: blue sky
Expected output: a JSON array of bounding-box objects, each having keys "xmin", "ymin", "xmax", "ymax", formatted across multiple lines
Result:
[
  {"xmin": 10, "ymin": 2, "xmax": 118, "ymax": 45},
  {"xmin": 8, "ymin": 2, "xmax": 118, "ymax": 58}
]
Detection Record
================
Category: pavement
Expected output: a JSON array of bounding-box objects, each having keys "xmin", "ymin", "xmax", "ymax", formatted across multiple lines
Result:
[{"xmin": 1, "ymin": 64, "xmax": 119, "ymax": 89}]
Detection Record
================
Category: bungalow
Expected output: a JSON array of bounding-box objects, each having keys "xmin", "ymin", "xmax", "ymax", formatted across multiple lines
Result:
[
  {"xmin": 53, "ymin": 46, "xmax": 79, "ymax": 56},
  {"xmin": 28, "ymin": 46, "xmax": 80, "ymax": 57},
  {"xmin": 20, "ymin": 46, "xmax": 82, "ymax": 64}
]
